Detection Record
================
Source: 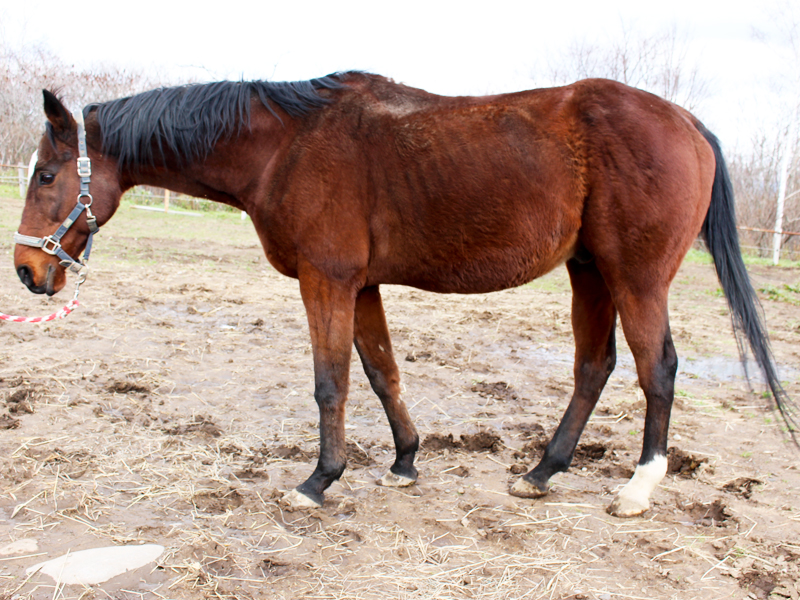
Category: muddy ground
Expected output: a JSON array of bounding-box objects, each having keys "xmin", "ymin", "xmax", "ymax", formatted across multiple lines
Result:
[{"xmin": 0, "ymin": 196, "xmax": 799, "ymax": 600}]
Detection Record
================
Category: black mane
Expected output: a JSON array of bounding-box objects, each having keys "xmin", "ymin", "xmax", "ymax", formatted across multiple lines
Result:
[{"xmin": 89, "ymin": 74, "xmax": 349, "ymax": 169}]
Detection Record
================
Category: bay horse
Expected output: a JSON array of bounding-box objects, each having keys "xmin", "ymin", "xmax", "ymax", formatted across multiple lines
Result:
[{"xmin": 14, "ymin": 72, "xmax": 797, "ymax": 517}]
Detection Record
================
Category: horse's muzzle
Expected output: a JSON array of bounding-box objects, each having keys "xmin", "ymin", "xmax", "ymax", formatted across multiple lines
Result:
[{"xmin": 17, "ymin": 264, "xmax": 57, "ymax": 296}]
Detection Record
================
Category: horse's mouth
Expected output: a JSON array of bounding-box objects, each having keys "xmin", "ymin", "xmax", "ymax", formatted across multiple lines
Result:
[
  {"xmin": 45, "ymin": 265, "xmax": 57, "ymax": 296},
  {"xmin": 17, "ymin": 264, "xmax": 58, "ymax": 296}
]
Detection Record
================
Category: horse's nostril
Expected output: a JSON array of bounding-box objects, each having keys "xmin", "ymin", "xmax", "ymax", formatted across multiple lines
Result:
[{"xmin": 17, "ymin": 265, "xmax": 34, "ymax": 288}]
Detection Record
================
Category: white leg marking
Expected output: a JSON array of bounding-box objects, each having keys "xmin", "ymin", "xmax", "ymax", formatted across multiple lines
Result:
[{"xmin": 608, "ymin": 454, "xmax": 667, "ymax": 517}]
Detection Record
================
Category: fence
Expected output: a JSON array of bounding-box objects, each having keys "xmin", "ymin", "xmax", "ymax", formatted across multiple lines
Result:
[
  {"xmin": 123, "ymin": 186, "xmax": 241, "ymax": 215},
  {"xmin": 1, "ymin": 164, "xmax": 240, "ymax": 216},
  {"xmin": 0, "ymin": 163, "xmax": 28, "ymax": 197}
]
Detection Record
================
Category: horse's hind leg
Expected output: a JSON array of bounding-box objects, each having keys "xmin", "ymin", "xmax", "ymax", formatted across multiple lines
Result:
[
  {"xmin": 606, "ymin": 290, "xmax": 677, "ymax": 517},
  {"xmin": 511, "ymin": 258, "xmax": 617, "ymax": 498},
  {"xmin": 353, "ymin": 286, "xmax": 419, "ymax": 486}
]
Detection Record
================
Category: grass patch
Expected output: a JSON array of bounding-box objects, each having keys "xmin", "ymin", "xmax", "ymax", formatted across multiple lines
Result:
[
  {"xmin": 684, "ymin": 247, "xmax": 800, "ymax": 268},
  {"xmin": 759, "ymin": 284, "xmax": 800, "ymax": 306},
  {"xmin": 741, "ymin": 254, "xmax": 800, "ymax": 268},
  {"xmin": 106, "ymin": 201, "xmax": 260, "ymax": 246},
  {"xmin": 525, "ymin": 270, "xmax": 570, "ymax": 293},
  {"xmin": 683, "ymin": 248, "xmax": 714, "ymax": 265}
]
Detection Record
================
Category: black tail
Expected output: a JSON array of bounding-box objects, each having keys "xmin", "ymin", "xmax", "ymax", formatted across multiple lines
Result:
[{"xmin": 696, "ymin": 123, "xmax": 798, "ymax": 444}]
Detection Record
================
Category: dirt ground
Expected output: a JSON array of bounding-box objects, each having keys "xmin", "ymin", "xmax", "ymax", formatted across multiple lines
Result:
[{"xmin": 1, "ymin": 196, "xmax": 799, "ymax": 600}]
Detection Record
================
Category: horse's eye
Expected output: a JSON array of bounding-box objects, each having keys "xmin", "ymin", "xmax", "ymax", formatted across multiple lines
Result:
[{"xmin": 38, "ymin": 172, "xmax": 55, "ymax": 186}]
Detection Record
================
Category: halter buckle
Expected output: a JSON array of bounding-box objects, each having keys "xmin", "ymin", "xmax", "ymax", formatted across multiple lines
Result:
[
  {"xmin": 77, "ymin": 157, "xmax": 92, "ymax": 178},
  {"xmin": 41, "ymin": 236, "xmax": 62, "ymax": 255}
]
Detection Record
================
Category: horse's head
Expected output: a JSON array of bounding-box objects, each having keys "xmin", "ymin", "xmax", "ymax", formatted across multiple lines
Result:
[{"xmin": 15, "ymin": 91, "xmax": 122, "ymax": 296}]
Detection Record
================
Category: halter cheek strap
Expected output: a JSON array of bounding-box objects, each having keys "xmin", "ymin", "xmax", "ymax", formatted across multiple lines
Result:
[{"xmin": 14, "ymin": 109, "xmax": 98, "ymax": 277}]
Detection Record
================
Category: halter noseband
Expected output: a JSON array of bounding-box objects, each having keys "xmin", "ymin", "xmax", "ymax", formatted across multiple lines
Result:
[{"xmin": 14, "ymin": 109, "xmax": 98, "ymax": 278}]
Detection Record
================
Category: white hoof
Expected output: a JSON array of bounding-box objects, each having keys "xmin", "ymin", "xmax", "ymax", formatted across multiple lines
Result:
[
  {"xmin": 282, "ymin": 489, "xmax": 322, "ymax": 509},
  {"xmin": 509, "ymin": 478, "xmax": 548, "ymax": 498},
  {"xmin": 607, "ymin": 494, "xmax": 650, "ymax": 517},
  {"xmin": 377, "ymin": 471, "xmax": 416, "ymax": 487}
]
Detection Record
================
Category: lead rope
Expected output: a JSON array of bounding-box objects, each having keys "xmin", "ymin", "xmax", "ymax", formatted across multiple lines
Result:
[{"xmin": 0, "ymin": 275, "xmax": 84, "ymax": 323}]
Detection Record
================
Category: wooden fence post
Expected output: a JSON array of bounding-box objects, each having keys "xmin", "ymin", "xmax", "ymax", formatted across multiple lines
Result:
[
  {"xmin": 164, "ymin": 189, "xmax": 170, "ymax": 213},
  {"xmin": 18, "ymin": 165, "xmax": 25, "ymax": 198}
]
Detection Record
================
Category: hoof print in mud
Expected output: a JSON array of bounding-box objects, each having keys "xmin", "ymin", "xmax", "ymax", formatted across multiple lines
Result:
[
  {"xmin": 679, "ymin": 499, "xmax": 733, "ymax": 527},
  {"xmin": 721, "ymin": 476, "xmax": 763, "ymax": 499}
]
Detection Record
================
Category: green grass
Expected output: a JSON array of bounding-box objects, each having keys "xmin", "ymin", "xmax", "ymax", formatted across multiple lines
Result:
[
  {"xmin": 743, "ymin": 255, "xmax": 800, "ymax": 268},
  {"xmin": 685, "ymin": 247, "xmax": 800, "ymax": 268},
  {"xmin": 759, "ymin": 284, "xmax": 800, "ymax": 305},
  {"xmin": 0, "ymin": 183, "xmax": 22, "ymax": 199},
  {"xmin": 683, "ymin": 248, "xmax": 714, "ymax": 265},
  {"xmin": 105, "ymin": 200, "xmax": 260, "ymax": 245},
  {"xmin": 524, "ymin": 270, "xmax": 571, "ymax": 293}
]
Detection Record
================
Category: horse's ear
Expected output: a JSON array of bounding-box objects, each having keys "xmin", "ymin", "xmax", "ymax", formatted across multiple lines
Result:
[{"xmin": 43, "ymin": 90, "xmax": 75, "ymax": 133}]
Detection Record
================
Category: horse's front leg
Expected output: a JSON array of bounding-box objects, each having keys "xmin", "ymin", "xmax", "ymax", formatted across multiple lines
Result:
[{"xmin": 284, "ymin": 264, "xmax": 359, "ymax": 508}]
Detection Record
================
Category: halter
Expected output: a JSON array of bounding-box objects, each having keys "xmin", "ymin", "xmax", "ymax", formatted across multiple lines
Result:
[{"xmin": 14, "ymin": 109, "xmax": 98, "ymax": 281}]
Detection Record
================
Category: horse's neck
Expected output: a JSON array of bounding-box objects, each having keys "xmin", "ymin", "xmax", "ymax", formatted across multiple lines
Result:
[{"xmin": 120, "ymin": 110, "xmax": 290, "ymax": 211}]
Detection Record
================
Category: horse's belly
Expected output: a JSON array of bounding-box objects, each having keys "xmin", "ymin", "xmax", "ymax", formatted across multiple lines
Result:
[{"xmin": 371, "ymin": 230, "xmax": 579, "ymax": 293}]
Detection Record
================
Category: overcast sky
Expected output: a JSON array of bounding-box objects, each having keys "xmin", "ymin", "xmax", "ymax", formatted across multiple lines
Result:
[{"xmin": 2, "ymin": 0, "xmax": 797, "ymax": 152}]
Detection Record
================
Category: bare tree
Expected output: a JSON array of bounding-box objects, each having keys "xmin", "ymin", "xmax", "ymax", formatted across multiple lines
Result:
[
  {"xmin": 730, "ymin": 130, "xmax": 800, "ymax": 258},
  {"xmin": 545, "ymin": 22, "xmax": 710, "ymax": 111},
  {"xmin": 0, "ymin": 39, "xmax": 164, "ymax": 164},
  {"xmin": 736, "ymin": 0, "xmax": 800, "ymax": 260}
]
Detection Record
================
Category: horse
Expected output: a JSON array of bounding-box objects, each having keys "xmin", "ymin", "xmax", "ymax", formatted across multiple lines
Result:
[{"xmin": 14, "ymin": 72, "xmax": 797, "ymax": 517}]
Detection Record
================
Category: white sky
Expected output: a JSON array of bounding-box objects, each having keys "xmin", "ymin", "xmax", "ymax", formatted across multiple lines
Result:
[{"xmin": 2, "ymin": 0, "xmax": 797, "ymax": 152}]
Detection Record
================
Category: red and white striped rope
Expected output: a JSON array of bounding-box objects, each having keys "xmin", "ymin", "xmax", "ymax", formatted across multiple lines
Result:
[{"xmin": 0, "ymin": 300, "xmax": 79, "ymax": 323}]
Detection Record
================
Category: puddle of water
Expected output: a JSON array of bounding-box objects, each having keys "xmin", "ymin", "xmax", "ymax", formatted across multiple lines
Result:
[{"xmin": 500, "ymin": 345, "xmax": 797, "ymax": 385}]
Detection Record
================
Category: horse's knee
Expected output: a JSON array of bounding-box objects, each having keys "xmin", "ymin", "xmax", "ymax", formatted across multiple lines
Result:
[{"xmin": 575, "ymin": 351, "xmax": 616, "ymax": 395}]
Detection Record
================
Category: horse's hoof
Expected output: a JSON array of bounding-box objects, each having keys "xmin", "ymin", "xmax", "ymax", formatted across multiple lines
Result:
[
  {"xmin": 377, "ymin": 471, "xmax": 416, "ymax": 487},
  {"xmin": 282, "ymin": 488, "xmax": 323, "ymax": 509},
  {"xmin": 607, "ymin": 494, "xmax": 649, "ymax": 518},
  {"xmin": 509, "ymin": 477, "xmax": 549, "ymax": 498}
]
